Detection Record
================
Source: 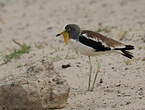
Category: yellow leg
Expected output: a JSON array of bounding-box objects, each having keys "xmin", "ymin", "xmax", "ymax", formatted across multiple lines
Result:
[
  {"xmin": 90, "ymin": 58, "xmax": 100, "ymax": 91},
  {"xmin": 88, "ymin": 56, "xmax": 92, "ymax": 91}
]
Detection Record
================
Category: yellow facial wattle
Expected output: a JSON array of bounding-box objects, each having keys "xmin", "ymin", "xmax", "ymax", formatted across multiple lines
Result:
[{"xmin": 59, "ymin": 31, "xmax": 69, "ymax": 44}]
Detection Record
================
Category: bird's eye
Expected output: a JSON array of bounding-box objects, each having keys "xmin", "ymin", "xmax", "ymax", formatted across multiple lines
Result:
[{"xmin": 65, "ymin": 25, "xmax": 72, "ymax": 32}]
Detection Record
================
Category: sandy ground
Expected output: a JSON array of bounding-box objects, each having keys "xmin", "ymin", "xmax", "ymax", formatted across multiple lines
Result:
[{"xmin": 0, "ymin": 0, "xmax": 145, "ymax": 110}]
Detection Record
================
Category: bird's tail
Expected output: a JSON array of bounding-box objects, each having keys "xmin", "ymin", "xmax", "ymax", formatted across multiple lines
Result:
[
  {"xmin": 121, "ymin": 50, "xmax": 134, "ymax": 59},
  {"xmin": 114, "ymin": 45, "xmax": 134, "ymax": 59}
]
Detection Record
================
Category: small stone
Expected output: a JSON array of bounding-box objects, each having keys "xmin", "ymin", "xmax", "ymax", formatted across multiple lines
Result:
[
  {"xmin": 126, "ymin": 101, "xmax": 131, "ymax": 105},
  {"xmin": 99, "ymin": 79, "xmax": 103, "ymax": 83},
  {"xmin": 111, "ymin": 67, "xmax": 115, "ymax": 69},
  {"xmin": 116, "ymin": 84, "xmax": 121, "ymax": 87},
  {"xmin": 62, "ymin": 64, "xmax": 71, "ymax": 69},
  {"xmin": 76, "ymin": 65, "xmax": 80, "ymax": 67},
  {"xmin": 47, "ymin": 26, "xmax": 53, "ymax": 30},
  {"xmin": 124, "ymin": 67, "xmax": 129, "ymax": 70}
]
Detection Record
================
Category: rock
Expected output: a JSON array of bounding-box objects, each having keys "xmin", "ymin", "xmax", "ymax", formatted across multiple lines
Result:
[
  {"xmin": 0, "ymin": 59, "xmax": 70, "ymax": 110},
  {"xmin": 61, "ymin": 64, "xmax": 71, "ymax": 69}
]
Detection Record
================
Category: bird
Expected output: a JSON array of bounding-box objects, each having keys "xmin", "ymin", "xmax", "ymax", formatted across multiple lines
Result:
[{"xmin": 56, "ymin": 24, "xmax": 134, "ymax": 91}]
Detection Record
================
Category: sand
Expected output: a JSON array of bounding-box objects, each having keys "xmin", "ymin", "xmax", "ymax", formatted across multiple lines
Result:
[{"xmin": 0, "ymin": 0, "xmax": 145, "ymax": 109}]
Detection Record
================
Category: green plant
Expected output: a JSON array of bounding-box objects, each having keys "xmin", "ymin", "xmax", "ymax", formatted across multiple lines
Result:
[{"xmin": 3, "ymin": 40, "xmax": 31, "ymax": 64}]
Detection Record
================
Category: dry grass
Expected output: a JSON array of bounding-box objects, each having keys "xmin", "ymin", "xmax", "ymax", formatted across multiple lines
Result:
[
  {"xmin": 96, "ymin": 26, "xmax": 112, "ymax": 33},
  {"xmin": 118, "ymin": 31, "xmax": 128, "ymax": 40},
  {"xmin": 123, "ymin": 59, "xmax": 132, "ymax": 65}
]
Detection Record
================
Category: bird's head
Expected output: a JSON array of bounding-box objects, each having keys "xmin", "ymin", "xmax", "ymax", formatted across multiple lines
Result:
[{"xmin": 56, "ymin": 24, "xmax": 80, "ymax": 44}]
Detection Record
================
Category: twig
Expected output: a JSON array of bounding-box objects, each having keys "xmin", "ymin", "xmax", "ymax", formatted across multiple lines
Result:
[{"xmin": 12, "ymin": 39, "xmax": 23, "ymax": 47}]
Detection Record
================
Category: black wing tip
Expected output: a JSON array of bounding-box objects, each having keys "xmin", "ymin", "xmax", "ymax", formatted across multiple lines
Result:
[
  {"xmin": 125, "ymin": 45, "xmax": 134, "ymax": 50},
  {"xmin": 121, "ymin": 50, "xmax": 134, "ymax": 59}
]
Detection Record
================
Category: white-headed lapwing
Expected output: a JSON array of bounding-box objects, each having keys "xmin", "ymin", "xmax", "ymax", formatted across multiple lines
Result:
[{"xmin": 56, "ymin": 24, "xmax": 134, "ymax": 91}]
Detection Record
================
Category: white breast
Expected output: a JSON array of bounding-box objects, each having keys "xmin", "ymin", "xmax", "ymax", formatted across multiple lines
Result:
[{"xmin": 68, "ymin": 39, "xmax": 97, "ymax": 56}]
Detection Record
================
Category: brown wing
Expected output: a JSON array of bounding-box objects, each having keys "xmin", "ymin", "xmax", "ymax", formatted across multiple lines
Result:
[{"xmin": 81, "ymin": 30, "xmax": 125, "ymax": 48}]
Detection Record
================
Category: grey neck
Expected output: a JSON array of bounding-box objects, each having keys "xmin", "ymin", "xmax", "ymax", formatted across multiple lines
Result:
[{"xmin": 69, "ymin": 32, "xmax": 80, "ymax": 41}]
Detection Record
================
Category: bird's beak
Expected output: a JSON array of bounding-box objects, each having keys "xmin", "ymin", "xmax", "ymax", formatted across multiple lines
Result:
[{"xmin": 56, "ymin": 30, "xmax": 69, "ymax": 44}]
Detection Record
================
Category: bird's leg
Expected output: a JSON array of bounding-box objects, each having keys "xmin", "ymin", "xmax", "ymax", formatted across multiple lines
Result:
[
  {"xmin": 90, "ymin": 58, "xmax": 101, "ymax": 91},
  {"xmin": 88, "ymin": 56, "xmax": 92, "ymax": 91},
  {"xmin": 65, "ymin": 46, "xmax": 79, "ymax": 59},
  {"xmin": 64, "ymin": 45, "xmax": 70, "ymax": 59}
]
